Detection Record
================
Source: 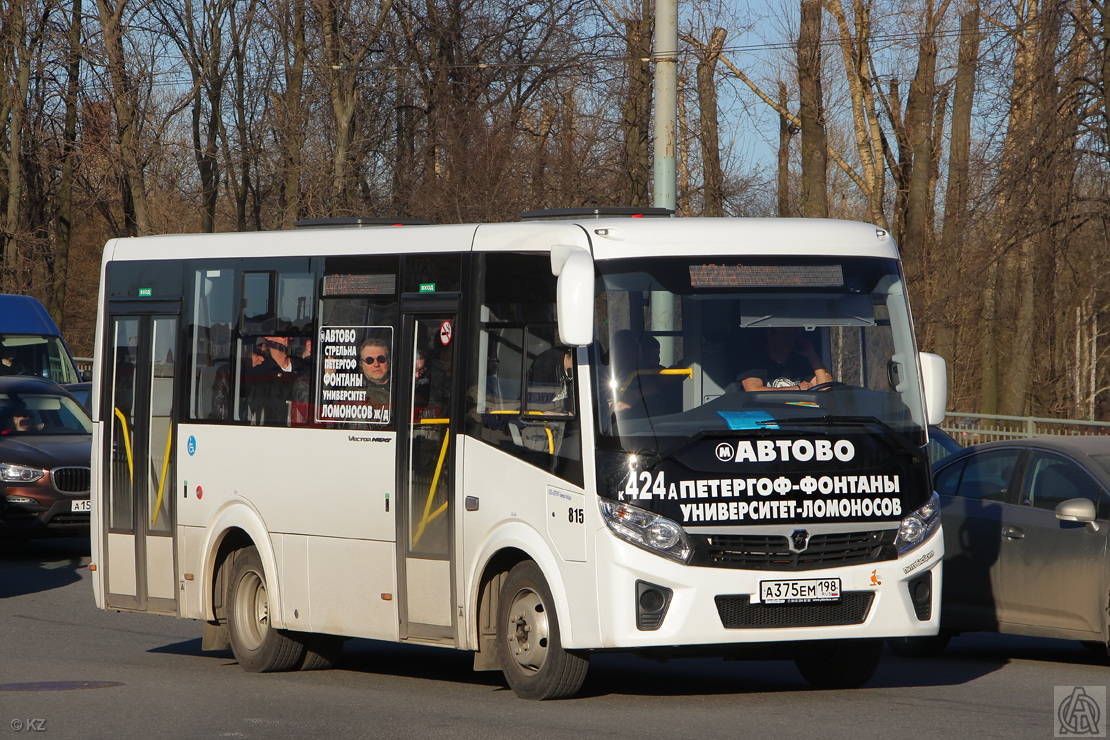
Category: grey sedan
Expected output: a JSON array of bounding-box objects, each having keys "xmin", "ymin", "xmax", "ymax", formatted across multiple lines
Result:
[{"xmin": 891, "ymin": 436, "xmax": 1110, "ymax": 656}]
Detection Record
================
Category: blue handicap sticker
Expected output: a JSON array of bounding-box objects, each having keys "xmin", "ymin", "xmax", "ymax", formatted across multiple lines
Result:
[{"xmin": 716, "ymin": 410, "xmax": 779, "ymax": 430}]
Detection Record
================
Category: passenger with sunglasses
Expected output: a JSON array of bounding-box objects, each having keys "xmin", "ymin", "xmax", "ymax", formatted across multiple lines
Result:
[{"xmin": 359, "ymin": 337, "xmax": 392, "ymax": 422}]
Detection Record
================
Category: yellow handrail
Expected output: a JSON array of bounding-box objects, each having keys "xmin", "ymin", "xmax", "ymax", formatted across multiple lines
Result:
[
  {"xmin": 113, "ymin": 408, "xmax": 134, "ymax": 484},
  {"xmin": 412, "ymin": 418, "xmax": 451, "ymax": 546},
  {"xmin": 151, "ymin": 425, "xmax": 173, "ymax": 527},
  {"xmin": 618, "ymin": 367, "xmax": 693, "ymax": 394}
]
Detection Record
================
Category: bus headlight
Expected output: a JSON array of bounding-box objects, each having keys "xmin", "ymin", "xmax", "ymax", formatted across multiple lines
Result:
[
  {"xmin": 600, "ymin": 499, "xmax": 692, "ymax": 563},
  {"xmin": 0, "ymin": 463, "xmax": 46, "ymax": 483},
  {"xmin": 894, "ymin": 492, "xmax": 941, "ymax": 553}
]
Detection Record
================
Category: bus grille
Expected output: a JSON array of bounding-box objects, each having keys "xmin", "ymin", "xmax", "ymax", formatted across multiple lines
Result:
[
  {"xmin": 715, "ymin": 592, "xmax": 874, "ymax": 629},
  {"xmin": 689, "ymin": 530, "xmax": 897, "ymax": 571},
  {"xmin": 52, "ymin": 467, "xmax": 91, "ymax": 494}
]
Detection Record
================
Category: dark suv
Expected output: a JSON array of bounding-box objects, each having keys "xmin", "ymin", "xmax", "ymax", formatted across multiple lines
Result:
[{"xmin": 0, "ymin": 376, "xmax": 92, "ymax": 537}]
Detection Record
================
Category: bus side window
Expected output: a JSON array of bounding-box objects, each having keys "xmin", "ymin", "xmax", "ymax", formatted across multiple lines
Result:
[
  {"xmin": 466, "ymin": 253, "xmax": 583, "ymax": 487},
  {"xmin": 189, "ymin": 267, "xmax": 235, "ymax": 422},
  {"xmin": 242, "ymin": 266, "xmax": 314, "ymax": 427}
]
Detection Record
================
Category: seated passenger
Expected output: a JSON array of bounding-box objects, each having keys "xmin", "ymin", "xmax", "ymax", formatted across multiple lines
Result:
[
  {"xmin": 0, "ymin": 344, "xmax": 25, "ymax": 376},
  {"xmin": 739, "ymin": 327, "xmax": 832, "ymax": 391},
  {"xmin": 527, "ymin": 346, "xmax": 574, "ymax": 414},
  {"xmin": 2, "ymin": 407, "xmax": 39, "ymax": 434}
]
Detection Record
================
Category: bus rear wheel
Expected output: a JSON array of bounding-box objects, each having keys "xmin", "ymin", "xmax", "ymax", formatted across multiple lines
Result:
[
  {"xmin": 795, "ymin": 639, "xmax": 883, "ymax": 689},
  {"xmin": 226, "ymin": 546, "xmax": 305, "ymax": 672},
  {"xmin": 497, "ymin": 561, "xmax": 588, "ymax": 700}
]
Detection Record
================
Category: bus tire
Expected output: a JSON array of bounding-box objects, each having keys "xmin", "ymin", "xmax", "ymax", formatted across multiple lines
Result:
[
  {"xmin": 497, "ymin": 560, "xmax": 588, "ymax": 700},
  {"xmin": 226, "ymin": 546, "xmax": 305, "ymax": 672},
  {"xmin": 298, "ymin": 634, "xmax": 346, "ymax": 670},
  {"xmin": 795, "ymin": 639, "xmax": 883, "ymax": 689}
]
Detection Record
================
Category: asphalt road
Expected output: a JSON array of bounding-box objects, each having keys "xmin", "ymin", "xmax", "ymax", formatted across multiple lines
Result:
[{"xmin": 1, "ymin": 537, "xmax": 1106, "ymax": 739}]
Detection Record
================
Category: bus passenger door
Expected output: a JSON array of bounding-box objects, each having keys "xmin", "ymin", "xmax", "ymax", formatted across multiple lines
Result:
[
  {"xmin": 398, "ymin": 307, "xmax": 458, "ymax": 642},
  {"xmin": 102, "ymin": 309, "xmax": 179, "ymax": 614}
]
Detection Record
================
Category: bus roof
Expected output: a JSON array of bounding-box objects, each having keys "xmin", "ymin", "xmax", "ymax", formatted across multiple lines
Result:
[{"xmin": 101, "ymin": 218, "xmax": 899, "ymax": 264}]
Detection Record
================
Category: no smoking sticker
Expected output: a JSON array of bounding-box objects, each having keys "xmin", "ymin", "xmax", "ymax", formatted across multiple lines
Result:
[{"xmin": 439, "ymin": 320, "xmax": 453, "ymax": 346}]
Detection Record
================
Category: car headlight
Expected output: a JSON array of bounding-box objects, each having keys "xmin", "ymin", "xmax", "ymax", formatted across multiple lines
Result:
[
  {"xmin": 0, "ymin": 463, "xmax": 46, "ymax": 483},
  {"xmin": 895, "ymin": 491, "xmax": 941, "ymax": 553},
  {"xmin": 599, "ymin": 499, "xmax": 692, "ymax": 563}
]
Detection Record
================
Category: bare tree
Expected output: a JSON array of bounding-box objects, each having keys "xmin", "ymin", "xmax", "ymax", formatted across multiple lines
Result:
[
  {"xmin": 797, "ymin": 0, "xmax": 827, "ymax": 218},
  {"xmin": 96, "ymin": 0, "xmax": 152, "ymax": 235},
  {"xmin": 311, "ymin": 0, "xmax": 393, "ymax": 214},
  {"xmin": 689, "ymin": 27, "xmax": 726, "ymax": 216},
  {"xmin": 51, "ymin": 0, "xmax": 83, "ymax": 321}
]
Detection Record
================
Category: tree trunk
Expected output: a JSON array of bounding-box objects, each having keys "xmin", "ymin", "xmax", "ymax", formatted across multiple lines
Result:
[
  {"xmin": 900, "ymin": 0, "xmax": 943, "ymax": 288},
  {"xmin": 932, "ymin": 6, "xmax": 979, "ymax": 365},
  {"xmin": 52, "ymin": 0, "xmax": 83, "ymax": 323},
  {"xmin": 279, "ymin": 0, "xmax": 306, "ymax": 228},
  {"xmin": 777, "ymin": 81, "xmax": 792, "ymax": 217},
  {"xmin": 797, "ymin": 0, "xmax": 827, "ymax": 218},
  {"xmin": 696, "ymin": 27, "xmax": 727, "ymax": 216},
  {"xmin": 98, "ymin": 0, "xmax": 151, "ymax": 236},
  {"xmin": 2, "ymin": 3, "xmax": 30, "ymax": 285},
  {"xmin": 619, "ymin": 2, "xmax": 652, "ymax": 207}
]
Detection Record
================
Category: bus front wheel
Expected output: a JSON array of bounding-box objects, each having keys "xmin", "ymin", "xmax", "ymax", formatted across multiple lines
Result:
[
  {"xmin": 795, "ymin": 639, "xmax": 883, "ymax": 689},
  {"xmin": 226, "ymin": 546, "xmax": 305, "ymax": 672},
  {"xmin": 497, "ymin": 560, "xmax": 588, "ymax": 700}
]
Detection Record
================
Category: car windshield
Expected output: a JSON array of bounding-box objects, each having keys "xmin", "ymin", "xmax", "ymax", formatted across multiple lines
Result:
[
  {"xmin": 0, "ymin": 333, "xmax": 80, "ymax": 384},
  {"xmin": 0, "ymin": 392, "xmax": 91, "ymax": 435},
  {"xmin": 592, "ymin": 256, "xmax": 928, "ymax": 451}
]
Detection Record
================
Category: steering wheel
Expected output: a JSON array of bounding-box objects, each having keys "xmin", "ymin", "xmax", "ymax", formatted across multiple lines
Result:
[{"xmin": 807, "ymin": 381, "xmax": 848, "ymax": 392}]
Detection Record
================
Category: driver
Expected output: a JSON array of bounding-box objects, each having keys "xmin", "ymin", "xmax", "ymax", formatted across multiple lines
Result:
[{"xmin": 738, "ymin": 327, "xmax": 833, "ymax": 391}]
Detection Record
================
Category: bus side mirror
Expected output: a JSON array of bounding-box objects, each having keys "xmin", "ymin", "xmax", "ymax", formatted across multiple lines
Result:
[
  {"xmin": 551, "ymin": 246, "xmax": 594, "ymax": 346},
  {"xmin": 919, "ymin": 352, "xmax": 947, "ymax": 426}
]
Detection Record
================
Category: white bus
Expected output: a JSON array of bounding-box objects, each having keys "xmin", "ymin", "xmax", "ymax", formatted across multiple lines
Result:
[{"xmin": 89, "ymin": 210, "xmax": 947, "ymax": 699}]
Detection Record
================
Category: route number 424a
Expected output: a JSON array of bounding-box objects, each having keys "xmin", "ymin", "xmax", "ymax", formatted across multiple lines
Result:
[{"xmin": 568, "ymin": 507, "xmax": 584, "ymax": 524}]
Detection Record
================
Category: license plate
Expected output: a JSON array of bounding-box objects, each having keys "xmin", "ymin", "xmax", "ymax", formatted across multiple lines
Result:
[
  {"xmin": 758, "ymin": 578, "xmax": 841, "ymax": 604},
  {"xmin": 71, "ymin": 499, "xmax": 91, "ymax": 512}
]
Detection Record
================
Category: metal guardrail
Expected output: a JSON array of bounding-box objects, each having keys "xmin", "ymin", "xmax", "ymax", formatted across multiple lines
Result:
[
  {"xmin": 74, "ymin": 356, "xmax": 92, "ymax": 374},
  {"xmin": 940, "ymin": 412, "xmax": 1110, "ymax": 447}
]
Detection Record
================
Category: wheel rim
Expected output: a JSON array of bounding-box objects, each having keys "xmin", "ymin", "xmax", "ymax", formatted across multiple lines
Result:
[
  {"xmin": 233, "ymin": 570, "xmax": 268, "ymax": 651},
  {"xmin": 505, "ymin": 586, "xmax": 550, "ymax": 675}
]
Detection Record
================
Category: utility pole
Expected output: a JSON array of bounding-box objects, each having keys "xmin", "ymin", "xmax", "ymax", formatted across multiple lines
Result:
[
  {"xmin": 652, "ymin": 0, "xmax": 678, "ymax": 212},
  {"xmin": 651, "ymin": 0, "xmax": 679, "ymax": 365}
]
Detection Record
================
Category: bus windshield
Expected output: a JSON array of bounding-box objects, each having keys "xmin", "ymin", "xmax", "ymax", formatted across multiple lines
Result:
[{"xmin": 593, "ymin": 256, "xmax": 927, "ymax": 450}]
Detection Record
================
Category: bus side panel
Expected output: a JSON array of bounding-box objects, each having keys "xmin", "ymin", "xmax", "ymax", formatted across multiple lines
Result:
[
  {"xmin": 178, "ymin": 524, "xmax": 206, "ymax": 619},
  {"xmin": 276, "ymin": 533, "xmax": 399, "ymax": 641},
  {"xmin": 177, "ymin": 425, "xmax": 397, "ymax": 542},
  {"xmin": 458, "ymin": 438, "xmax": 601, "ymax": 650}
]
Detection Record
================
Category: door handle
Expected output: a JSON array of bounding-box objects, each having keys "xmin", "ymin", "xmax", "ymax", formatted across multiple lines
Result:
[{"xmin": 1002, "ymin": 526, "xmax": 1025, "ymax": 540}]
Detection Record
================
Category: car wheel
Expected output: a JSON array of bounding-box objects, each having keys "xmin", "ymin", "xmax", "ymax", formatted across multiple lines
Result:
[
  {"xmin": 226, "ymin": 546, "xmax": 305, "ymax": 672},
  {"xmin": 887, "ymin": 633, "xmax": 952, "ymax": 658},
  {"xmin": 795, "ymin": 639, "xmax": 883, "ymax": 689},
  {"xmin": 497, "ymin": 560, "xmax": 588, "ymax": 700}
]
